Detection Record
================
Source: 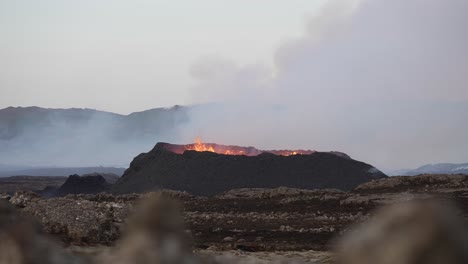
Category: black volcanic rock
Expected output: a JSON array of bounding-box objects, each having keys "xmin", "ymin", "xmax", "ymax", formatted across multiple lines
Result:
[
  {"xmin": 55, "ymin": 174, "xmax": 112, "ymax": 196},
  {"xmin": 81, "ymin": 173, "xmax": 120, "ymax": 184},
  {"xmin": 112, "ymin": 143, "xmax": 387, "ymax": 196}
]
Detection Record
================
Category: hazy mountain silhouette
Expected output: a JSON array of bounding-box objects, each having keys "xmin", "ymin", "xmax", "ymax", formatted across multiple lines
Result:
[
  {"xmin": 0, "ymin": 106, "xmax": 190, "ymax": 167},
  {"xmin": 391, "ymin": 163, "xmax": 468, "ymax": 176},
  {"xmin": 0, "ymin": 167, "xmax": 126, "ymax": 177}
]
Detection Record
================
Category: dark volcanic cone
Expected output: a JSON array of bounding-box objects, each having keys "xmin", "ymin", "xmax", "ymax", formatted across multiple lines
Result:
[
  {"xmin": 112, "ymin": 142, "xmax": 386, "ymax": 196},
  {"xmin": 55, "ymin": 174, "xmax": 112, "ymax": 197}
]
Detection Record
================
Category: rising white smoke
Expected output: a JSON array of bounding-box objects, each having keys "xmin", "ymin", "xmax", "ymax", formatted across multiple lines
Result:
[{"xmin": 183, "ymin": 0, "xmax": 468, "ymax": 171}]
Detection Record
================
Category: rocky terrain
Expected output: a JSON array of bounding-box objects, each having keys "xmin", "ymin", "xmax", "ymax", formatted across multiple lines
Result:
[
  {"xmin": 112, "ymin": 143, "xmax": 386, "ymax": 195},
  {"xmin": 1, "ymin": 174, "xmax": 466, "ymax": 252},
  {"xmin": 0, "ymin": 176, "xmax": 67, "ymax": 194},
  {"xmin": 1, "ymin": 174, "xmax": 468, "ymax": 263}
]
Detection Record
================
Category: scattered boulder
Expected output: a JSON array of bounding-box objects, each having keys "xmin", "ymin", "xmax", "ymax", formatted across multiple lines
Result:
[
  {"xmin": 223, "ymin": 237, "xmax": 234, "ymax": 242},
  {"xmin": 9, "ymin": 191, "xmax": 41, "ymax": 208},
  {"xmin": 0, "ymin": 192, "xmax": 11, "ymax": 201}
]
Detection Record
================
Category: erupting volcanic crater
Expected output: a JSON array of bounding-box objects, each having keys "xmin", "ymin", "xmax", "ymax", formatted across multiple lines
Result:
[
  {"xmin": 112, "ymin": 140, "xmax": 386, "ymax": 195},
  {"xmin": 162, "ymin": 138, "xmax": 317, "ymax": 157}
]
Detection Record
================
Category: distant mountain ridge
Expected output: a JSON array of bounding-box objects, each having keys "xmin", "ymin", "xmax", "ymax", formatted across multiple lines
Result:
[
  {"xmin": 0, "ymin": 105, "xmax": 189, "ymax": 141},
  {"xmin": 0, "ymin": 167, "xmax": 126, "ymax": 177},
  {"xmin": 0, "ymin": 106, "xmax": 190, "ymax": 167},
  {"xmin": 391, "ymin": 163, "xmax": 468, "ymax": 176}
]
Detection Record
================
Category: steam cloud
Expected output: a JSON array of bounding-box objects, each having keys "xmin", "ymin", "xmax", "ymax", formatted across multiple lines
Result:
[
  {"xmin": 1, "ymin": 0, "xmax": 467, "ymax": 172},
  {"xmin": 0, "ymin": 107, "xmax": 188, "ymax": 168},
  {"xmin": 183, "ymin": 0, "xmax": 468, "ymax": 170}
]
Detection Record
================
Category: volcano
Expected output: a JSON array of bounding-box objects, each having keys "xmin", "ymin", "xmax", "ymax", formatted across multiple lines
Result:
[
  {"xmin": 163, "ymin": 138, "xmax": 317, "ymax": 156},
  {"xmin": 112, "ymin": 141, "xmax": 387, "ymax": 195}
]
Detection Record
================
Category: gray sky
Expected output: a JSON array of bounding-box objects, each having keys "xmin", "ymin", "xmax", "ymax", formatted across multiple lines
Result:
[
  {"xmin": 1, "ymin": 0, "xmax": 467, "ymax": 170},
  {"xmin": 0, "ymin": 0, "xmax": 325, "ymax": 113}
]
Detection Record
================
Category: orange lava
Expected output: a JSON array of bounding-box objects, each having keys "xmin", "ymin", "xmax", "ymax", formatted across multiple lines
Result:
[
  {"xmin": 181, "ymin": 138, "xmax": 314, "ymax": 156},
  {"xmin": 189, "ymin": 137, "xmax": 216, "ymax": 153},
  {"xmin": 184, "ymin": 138, "xmax": 250, "ymax": 155}
]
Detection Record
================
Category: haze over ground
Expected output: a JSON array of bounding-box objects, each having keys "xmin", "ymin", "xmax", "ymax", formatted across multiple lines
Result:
[{"xmin": 1, "ymin": 0, "xmax": 467, "ymax": 170}]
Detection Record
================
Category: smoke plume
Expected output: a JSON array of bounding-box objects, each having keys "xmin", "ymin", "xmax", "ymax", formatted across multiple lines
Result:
[{"xmin": 183, "ymin": 0, "xmax": 468, "ymax": 170}]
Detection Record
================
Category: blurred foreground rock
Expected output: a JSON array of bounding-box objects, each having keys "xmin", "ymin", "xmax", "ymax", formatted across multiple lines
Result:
[
  {"xmin": 95, "ymin": 193, "xmax": 198, "ymax": 264},
  {"xmin": 0, "ymin": 200, "xmax": 85, "ymax": 264},
  {"xmin": 337, "ymin": 200, "xmax": 468, "ymax": 264}
]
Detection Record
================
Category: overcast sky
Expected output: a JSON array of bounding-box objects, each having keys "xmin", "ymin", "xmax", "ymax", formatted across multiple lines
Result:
[
  {"xmin": 0, "ymin": 0, "xmax": 325, "ymax": 113},
  {"xmin": 1, "ymin": 0, "xmax": 467, "ymax": 170}
]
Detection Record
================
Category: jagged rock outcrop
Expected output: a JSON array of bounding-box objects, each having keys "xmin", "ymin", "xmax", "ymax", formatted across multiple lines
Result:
[
  {"xmin": 112, "ymin": 143, "xmax": 386, "ymax": 196},
  {"xmin": 55, "ymin": 174, "xmax": 113, "ymax": 197}
]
